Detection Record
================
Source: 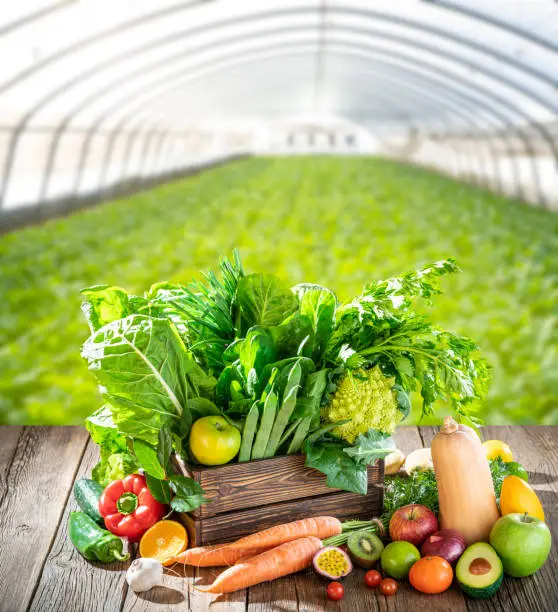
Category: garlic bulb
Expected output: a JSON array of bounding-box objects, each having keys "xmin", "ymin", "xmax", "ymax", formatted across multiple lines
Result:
[{"xmin": 126, "ymin": 558, "xmax": 163, "ymax": 593}]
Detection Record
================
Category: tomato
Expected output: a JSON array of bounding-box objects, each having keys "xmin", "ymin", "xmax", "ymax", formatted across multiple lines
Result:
[
  {"xmin": 364, "ymin": 570, "xmax": 382, "ymax": 588},
  {"xmin": 379, "ymin": 578, "xmax": 398, "ymax": 596},
  {"xmin": 409, "ymin": 556, "xmax": 453, "ymax": 594},
  {"xmin": 326, "ymin": 582, "xmax": 344, "ymax": 601}
]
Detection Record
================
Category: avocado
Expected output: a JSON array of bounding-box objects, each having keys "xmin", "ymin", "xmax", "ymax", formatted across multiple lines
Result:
[{"xmin": 456, "ymin": 542, "xmax": 503, "ymax": 599}]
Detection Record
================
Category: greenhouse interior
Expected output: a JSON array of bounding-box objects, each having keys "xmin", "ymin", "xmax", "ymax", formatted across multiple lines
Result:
[{"xmin": 0, "ymin": 0, "xmax": 557, "ymax": 428}]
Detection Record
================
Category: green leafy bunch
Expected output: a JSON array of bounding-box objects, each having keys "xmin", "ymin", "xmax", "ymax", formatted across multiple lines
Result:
[{"xmin": 326, "ymin": 258, "xmax": 490, "ymax": 426}]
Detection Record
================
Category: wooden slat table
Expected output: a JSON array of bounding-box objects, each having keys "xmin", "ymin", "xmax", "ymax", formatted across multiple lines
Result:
[{"xmin": 1, "ymin": 426, "xmax": 556, "ymax": 612}]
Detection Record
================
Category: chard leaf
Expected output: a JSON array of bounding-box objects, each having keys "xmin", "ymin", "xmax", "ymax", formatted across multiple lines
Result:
[
  {"xmin": 237, "ymin": 273, "xmax": 298, "ymax": 330},
  {"xmin": 81, "ymin": 314, "xmax": 215, "ymax": 445},
  {"xmin": 80, "ymin": 285, "xmax": 131, "ymax": 332}
]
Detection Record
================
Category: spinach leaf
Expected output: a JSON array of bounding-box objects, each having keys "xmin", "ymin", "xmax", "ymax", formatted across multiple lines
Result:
[
  {"xmin": 239, "ymin": 326, "xmax": 277, "ymax": 378},
  {"xmin": 169, "ymin": 475, "xmax": 209, "ymax": 512},
  {"xmin": 133, "ymin": 439, "xmax": 166, "ymax": 479},
  {"xmin": 146, "ymin": 474, "xmax": 172, "ymax": 504},
  {"xmin": 269, "ymin": 311, "xmax": 313, "ymax": 359},
  {"xmin": 343, "ymin": 429, "xmax": 395, "ymax": 465},
  {"xmin": 236, "ymin": 273, "xmax": 298, "ymax": 330},
  {"xmin": 304, "ymin": 436, "xmax": 368, "ymax": 495},
  {"xmin": 80, "ymin": 285, "xmax": 131, "ymax": 332},
  {"xmin": 81, "ymin": 314, "xmax": 215, "ymax": 445},
  {"xmin": 292, "ymin": 283, "xmax": 337, "ymax": 364}
]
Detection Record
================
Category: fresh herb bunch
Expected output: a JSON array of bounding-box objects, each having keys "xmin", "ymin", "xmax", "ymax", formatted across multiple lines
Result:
[{"xmin": 325, "ymin": 259, "xmax": 490, "ymax": 428}]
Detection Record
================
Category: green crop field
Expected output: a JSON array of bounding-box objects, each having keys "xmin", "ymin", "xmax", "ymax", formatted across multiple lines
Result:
[{"xmin": 1, "ymin": 156, "xmax": 557, "ymax": 426}]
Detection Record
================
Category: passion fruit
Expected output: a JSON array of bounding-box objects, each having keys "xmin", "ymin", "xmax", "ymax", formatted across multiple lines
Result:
[{"xmin": 312, "ymin": 546, "xmax": 353, "ymax": 580}]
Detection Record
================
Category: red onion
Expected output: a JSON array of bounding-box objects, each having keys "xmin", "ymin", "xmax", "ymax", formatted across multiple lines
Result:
[{"xmin": 420, "ymin": 529, "xmax": 466, "ymax": 565}]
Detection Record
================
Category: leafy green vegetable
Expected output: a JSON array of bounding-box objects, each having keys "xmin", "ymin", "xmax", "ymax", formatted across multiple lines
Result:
[
  {"xmin": 145, "ymin": 474, "xmax": 172, "ymax": 504},
  {"xmin": 81, "ymin": 314, "xmax": 215, "ymax": 445},
  {"xmin": 343, "ymin": 429, "xmax": 396, "ymax": 464},
  {"xmin": 292, "ymin": 283, "xmax": 337, "ymax": 365},
  {"xmin": 327, "ymin": 259, "xmax": 490, "ymax": 424},
  {"xmin": 133, "ymin": 439, "xmax": 166, "ymax": 479},
  {"xmin": 80, "ymin": 285, "xmax": 132, "ymax": 332},
  {"xmin": 168, "ymin": 475, "xmax": 209, "ymax": 512},
  {"xmin": 92, "ymin": 452, "xmax": 138, "ymax": 488},
  {"xmin": 145, "ymin": 252, "xmax": 244, "ymax": 374},
  {"xmin": 85, "ymin": 405, "xmax": 128, "ymax": 455},
  {"xmin": 236, "ymin": 273, "xmax": 298, "ymax": 331},
  {"xmin": 304, "ymin": 436, "xmax": 368, "ymax": 495},
  {"xmin": 238, "ymin": 326, "xmax": 277, "ymax": 378}
]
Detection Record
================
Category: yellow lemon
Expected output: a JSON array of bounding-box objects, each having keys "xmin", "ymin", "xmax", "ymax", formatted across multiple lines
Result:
[
  {"xmin": 500, "ymin": 475, "xmax": 544, "ymax": 522},
  {"xmin": 483, "ymin": 440, "xmax": 513, "ymax": 462}
]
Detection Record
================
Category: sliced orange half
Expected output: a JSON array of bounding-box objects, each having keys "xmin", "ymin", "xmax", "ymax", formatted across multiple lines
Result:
[{"xmin": 139, "ymin": 520, "xmax": 188, "ymax": 566}]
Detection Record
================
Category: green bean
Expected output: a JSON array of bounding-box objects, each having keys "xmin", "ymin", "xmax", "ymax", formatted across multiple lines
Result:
[
  {"xmin": 287, "ymin": 416, "xmax": 313, "ymax": 454},
  {"xmin": 238, "ymin": 402, "xmax": 259, "ymax": 462},
  {"xmin": 251, "ymin": 391, "xmax": 277, "ymax": 459},
  {"xmin": 264, "ymin": 362, "xmax": 302, "ymax": 457}
]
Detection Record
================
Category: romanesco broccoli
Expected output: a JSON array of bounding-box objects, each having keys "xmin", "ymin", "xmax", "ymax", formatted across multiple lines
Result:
[{"xmin": 321, "ymin": 366, "xmax": 403, "ymax": 443}]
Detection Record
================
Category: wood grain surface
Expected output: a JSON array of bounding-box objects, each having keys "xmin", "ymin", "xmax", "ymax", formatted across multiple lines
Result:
[
  {"xmin": 189, "ymin": 453, "xmax": 382, "ymax": 517},
  {"xmin": 1, "ymin": 426, "xmax": 556, "ymax": 612}
]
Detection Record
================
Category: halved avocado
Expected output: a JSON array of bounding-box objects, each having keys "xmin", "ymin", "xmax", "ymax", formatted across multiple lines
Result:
[{"xmin": 456, "ymin": 542, "xmax": 503, "ymax": 599}]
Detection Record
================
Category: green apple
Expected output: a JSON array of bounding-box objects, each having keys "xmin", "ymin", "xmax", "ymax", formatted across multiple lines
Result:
[
  {"xmin": 489, "ymin": 513, "xmax": 551, "ymax": 577},
  {"xmin": 380, "ymin": 541, "xmax": 421, "ymax": 579},
  {"xmin": 189, "ymin": 416, "xmax": 241, "ymax": 465}
]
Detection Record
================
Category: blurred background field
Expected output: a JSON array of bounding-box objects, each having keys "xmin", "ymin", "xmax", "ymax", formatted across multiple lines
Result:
[{"xmin": 1, "ymin": 156, "xmax": 557, "ymax": 426}]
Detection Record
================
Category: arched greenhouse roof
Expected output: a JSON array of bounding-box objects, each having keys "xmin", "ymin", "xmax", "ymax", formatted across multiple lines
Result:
[{"xmin": 0, "ymin": 0, "xmax": 556, "ymax": 217}]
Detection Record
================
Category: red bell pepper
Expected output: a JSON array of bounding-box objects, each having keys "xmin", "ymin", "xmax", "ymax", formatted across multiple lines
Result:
[{"xmin": 98, "ymin": 473, "xmax": 166, "ymax": 542}]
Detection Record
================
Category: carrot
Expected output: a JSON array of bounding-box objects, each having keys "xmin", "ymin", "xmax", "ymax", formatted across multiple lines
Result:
[
  {"xmin": 173, "ymin": 516, "xmax": 341, "ymax": 567},
  {"xmin": 197, "ymin": 536, "xmax": 323, "ymax": 593}
]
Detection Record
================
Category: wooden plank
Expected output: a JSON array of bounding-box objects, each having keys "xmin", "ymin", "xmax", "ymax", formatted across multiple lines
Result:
[
  {"xmin": 122, "ymin": 562, "xmax": 247, "ymax": 611},
  {"xmin": 462, "ymin": 426, "xmax": 558, "ymax": 612},
  {"xmin": 0, "ymin": 426, "xmax": 23, "ymax": 505},
  {"xmin": 0, "ymin": 426, "xmax": 89, "ymax": 612},
  {"xmin": 29, "ymin": 439, "xmax": 131, "ymax": 612},
  {"xmin": 197, "ymin": 486, "xmax": 383, "ymax": 546},
  {"xmin": 188, "ymin": 454, "xmax": 382, "ymax": 518}
]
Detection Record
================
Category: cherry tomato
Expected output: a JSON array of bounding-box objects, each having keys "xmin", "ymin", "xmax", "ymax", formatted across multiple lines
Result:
[
  {"xmin": 409, "ymin": 556, "xmax": 453, "ymax": 594},
  {"xmin": 364, "ymin": 570, "xmax": 382, "ymax": 588},
  {"xmin": 379, "ymin": 578, "xmax": 398, "ymax": 596},
  {"xmin": 326, "ymin": 582, "xmax": 344, "ymax": 601}
]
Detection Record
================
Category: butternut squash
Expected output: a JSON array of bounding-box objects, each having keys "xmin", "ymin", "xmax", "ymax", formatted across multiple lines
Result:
[{"xmin": 431, "ymin": 416, "xmax": 500, "ymax": 545}]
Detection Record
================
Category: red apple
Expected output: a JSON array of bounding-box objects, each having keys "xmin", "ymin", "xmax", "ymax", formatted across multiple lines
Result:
[{"xmin": 389, "ymin": 504, "xmax": 439, "ymax": 547}]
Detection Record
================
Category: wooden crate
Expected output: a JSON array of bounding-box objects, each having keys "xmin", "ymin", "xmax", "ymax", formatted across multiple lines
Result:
[{"xmin": 172, "ymin": 453, "xmax": 384, "ymax": 546}]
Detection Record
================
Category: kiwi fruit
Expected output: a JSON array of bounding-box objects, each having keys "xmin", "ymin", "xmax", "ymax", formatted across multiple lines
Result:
[{"xmin": 347, "ymin": 531, "xmax": 384, "ymax": 568}]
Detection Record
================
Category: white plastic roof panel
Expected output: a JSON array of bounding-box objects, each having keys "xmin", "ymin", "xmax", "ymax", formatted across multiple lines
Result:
[{"xmin": 0, "ymin": 0, "xmax": 556, "ymax": 210}]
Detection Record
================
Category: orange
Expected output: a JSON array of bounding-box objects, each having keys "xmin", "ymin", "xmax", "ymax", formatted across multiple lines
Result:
[
  {"xmin": 139, "ymin": 520, "xmax": 188, "ymax": 566},
  {"xmin": 500, "ymin": 475, "xmax": 544, "ymax": 521},
  {"xmin": 409, "ymin": 556, "xmax": 453, "ymax": 594}
]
